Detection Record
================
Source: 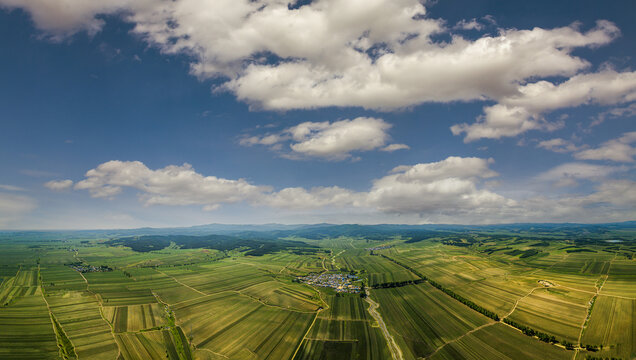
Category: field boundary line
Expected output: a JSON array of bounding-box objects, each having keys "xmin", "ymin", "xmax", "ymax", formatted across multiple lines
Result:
[
  {"xmin": 39, "ymin": 265, "xmax": 79, "ymax": 360},
  {"xmin": 197, "ymin": 347, "xmax": 229, "ymax": 359},
  {"xmin": 291, "ymin": 310, "xmax": 320, "ymax": 360},
  {"xmin": 426, "ymin": 321, "xmax": 497, "ymax": 358},
  {"xmin": 504, "ymin": 286, "xmax": 542, "ymax": 319},
  {"xmin": 155, "ymin": 269, "xmax": 208, "ymax": 296},
  {"xmin": 74, "ymin": 265, "xmax": 122, "ymax": 359}
]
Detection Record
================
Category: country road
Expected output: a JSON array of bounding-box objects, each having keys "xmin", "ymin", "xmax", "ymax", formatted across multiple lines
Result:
[{"xmin": 365, "ymin": 290, "xmax": 404, "ymax": 360}]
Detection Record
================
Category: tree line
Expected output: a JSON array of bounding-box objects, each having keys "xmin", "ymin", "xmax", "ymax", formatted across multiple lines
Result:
[
  {"xmin": 370, "ymin": 279, "xmax": 426, "ymax": 289},
  {"xmin": 379, "ymin": 254, "xmax": 499, "ymax": 321}
]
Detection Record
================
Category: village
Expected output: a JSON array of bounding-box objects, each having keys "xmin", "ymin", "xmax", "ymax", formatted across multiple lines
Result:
[
  {"xmin": 367, "ymin": 244, "xmax": 393, "ymax": 251},
  {"xmin": 296, "ymin": 272, "xmax": 361, "ymax": 293},
  {"xmin": 68, "ymin": 263, "xmax": 112, "ymax": 273}
]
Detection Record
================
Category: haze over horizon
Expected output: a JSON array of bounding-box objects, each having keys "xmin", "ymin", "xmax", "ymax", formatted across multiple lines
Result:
[{"xmin": 1, "ymin": 0, "xmax": 635, "ymax": 229}]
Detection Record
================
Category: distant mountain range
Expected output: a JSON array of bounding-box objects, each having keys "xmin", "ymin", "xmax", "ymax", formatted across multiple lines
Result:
[{"xmin": 1, "ymin": 221, "xmax": 635, "ymax": 241}]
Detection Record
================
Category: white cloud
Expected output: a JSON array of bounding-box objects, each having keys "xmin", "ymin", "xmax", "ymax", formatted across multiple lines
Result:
[
  {"xmin": 0, "ymin": 184, "xmax": 24, "ymax": 191},
  {"xmin": 0, "ymin": 0, "xmax": 130, "ymax": 40},
  {"xmin": 452, "ymin": 69, "xmax": 636, "ymax": 141},
  {"xmin": 1, "ymin": 0, "xmax": 626, "ymax": 114},
  {"xmin": 536, "ymin": 138, "xmax": 584, "ymax": 153},
  {"xmin": 71, "ymin": 157, "xmax": 510, "ymax": 218},
  {"xmin": 55, "ymin": 157, "xmax": 636, "ymax": 223},
  {"xmin": 0, "ymin": 192, "xmax": 36, "ymax": 228},
  {"xmin": 381, "ymin": 144, "xmax": 410, "ymax": 152},
  {"xmin": 590, "ymin": 103, "xmax": 636, "ymax": 127},
  {"xmin": 584, "ymin": 179, "xmax": 636, "ymax": 206},
  {"xmin": 74, "ymin": 160, "xmax": 271, "ymax": 207},
  {"xmin": 240, "ymin": 117, "xmax": 402, "ymax": 160},
  {"xmin": 454, "ymin": 18, "xmax": 484, "ymax": 31},
  {"xmin": 574, "ymin": 131, "xmax": 636, "ymax": 162},
  {"xmin": 44, "ymin": 179, "xmax": 74, "ymax": 191},
  {"xmin": 366, "ymin": 157, "xmax": 510, "ymax": 214},
  {"xmin": 262, "ymin": 186, "xmax": 362, "ymax": 210},
  {"xmin": 535, "ymin": 162, "xmax": 628, "ymax": 187}
]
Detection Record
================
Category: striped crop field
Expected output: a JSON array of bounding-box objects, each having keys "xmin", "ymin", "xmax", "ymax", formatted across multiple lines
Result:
[
  {"xmin": 159, "ymin": 262, "xmax": 274, "ymax": 294},
  {"xmin": 240, "ymin": 280, "xmax": 321, "ymax": 311},
  {"xmin": 0, "ymin": 268, "xmax": 39, "ymax": 307},
  {"xmin": 41, "ymin": 265, "xmax": 88, "ymax": 293},
  {"xmin": 601, "ymin": 274, "xmax": 636, "ymax": 298},
  {"xmin": 172, "ymin": 291, "xmax": 314, "ymax": 359},
  {"xmin": 0, "ymin": 291, "xmax": 59, "ymax": 359},
  {"xmin": 46, "ymin": 291, "xmax": 119, "ymax": 359},
  {"xmin": 581, "ymin": 295, "xmax": 635, "ymax": 359},
  {"xmin": 339, "ymin": 255, "xmax": 419, "ymax": 286},
  {"xmin": 449, "ymin": 276, "xmax": 535, "ymax": 316},
  {"xmin": 294, "ymin": 293, "xmax": 390, "ymax": 359},
  {"xmin": 103, "ymin": 303, "xmax": 167, "ymax": 332},
  {"xmin": 373, "ymin": 282, "xmax": 493, "ymax": 359},
  {"xmin": 83, "ymin": 271, "xmax": 158, "ymax": 306},
  {"xmin": 429, "ymin": 323, "xmax": 570, "ymax": 360},
  {"xmin": 319, "ymin": 294, "xmax": 372, "ymax": 321},
  {"xmin": 297, "ymin": 318, "xmax": 390, "ymax": 360},
  {"xmin": 507, "ymin": 287, "xmax": 593, "ymax": 343},
  {"xmin": 116, "ymin": 329, "xmax": 191, "ymax": 360}
]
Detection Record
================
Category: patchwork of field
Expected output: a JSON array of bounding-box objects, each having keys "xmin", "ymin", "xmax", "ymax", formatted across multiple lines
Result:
[
  {"xmin": 241, "ymin": 280, "xmax": 320, "ymax": 311},
  {"xmin": 0, "ymin": 230, "xmax": 633, "ymax": 360},
  {"xmin": 83, "ymin": 271, "xmax": 158, "ymax": 306},
  {"xmin": 295, "ymin": 294, "xmax": 390, "ymax": 359},
  {"xmin": 581, "ymin": 295, "xmax": 636, "ymax": 359},
  {"xmin": 339, "ymin": 255, "xmax": 419, "ymax": 286},
  {"xmin": 601, "ymin": 274, "xmax": 636, "ymax": 298},
  {"xmin": 46, "ymin": 291, "xmax": 119, "ymax": 359},
  {"xmin": 429, "ymin": 323, "xmax": 570, "ymax": 360},
  {"xmin": 103, "ymin": 303, "xmax": 166, "ymax": 332},
  {"xmin": 159, "ymin": 262, "xmax": 274, "ymax": 294},
  {"xmin": 507, "ymin": 287, "xmax": 592, "ymax": 343},
  {"xmin": 373, "ymin": 282, "xmax": 493, "ymax": 359},
  {"xmin": 172, "ymin": 291, "xmax": 314, "ymax": 359},
  {"xmin": 0, "ymin": 291, "xmax": 59, "ymax": 359},
  {"xmin": 115, "ymin": 329, "xmax": 190, "ymax": 360}
]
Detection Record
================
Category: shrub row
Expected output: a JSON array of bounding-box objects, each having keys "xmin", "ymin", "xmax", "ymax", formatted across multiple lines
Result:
[
  {"xmin": 503, "ymin": 318, "xmax": 558, "ymax": 344},
  {"xmin": 370, "ymin": 279, "xmax": 426, "ymax": 289}
]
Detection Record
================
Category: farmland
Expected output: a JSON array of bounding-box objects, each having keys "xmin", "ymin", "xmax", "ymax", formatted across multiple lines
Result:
[{"xmin": 0, "ymin": 222, "xmax": 633, "ymax": 359}]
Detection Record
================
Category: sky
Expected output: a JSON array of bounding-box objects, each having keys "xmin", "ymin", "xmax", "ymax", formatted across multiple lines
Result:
[{"xmin": 0, "ymin": 0, "xmax": 635, "ymax": 229}]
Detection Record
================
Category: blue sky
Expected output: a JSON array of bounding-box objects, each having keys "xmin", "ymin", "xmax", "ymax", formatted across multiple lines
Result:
[{"xmin": 0, "ymin": 0, "xmax": 634, "ymax": 229}]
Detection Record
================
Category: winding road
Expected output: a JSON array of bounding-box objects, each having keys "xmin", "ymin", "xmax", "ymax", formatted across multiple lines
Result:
[{"xmin": 365, "ymin": 290, "xmax": 404, "ymax": 360}]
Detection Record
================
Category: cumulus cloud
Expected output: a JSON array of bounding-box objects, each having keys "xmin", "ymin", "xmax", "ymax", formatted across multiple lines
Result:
[
  {"xmin": 74, "ymin": 160, "xmax": 271, "ymax": 206},
  {"xmin": 240, "ymin": 117, "xmax": 404, "ymax": 160},
  {"xmin": 536, "ymin": 138, "xmax": 584, "ymax": 153},
  {"xmin": 365, "ymin": 157, "xmax": 511, "ymax": 214},
  {"xmin": 452, "ymin": 69, "xmax": 636, "ymax": 141},
  {"xmin": 1, "ymin": 0, "xmax": 629, "ymax": 116},
  {"xmin": 71, "ymin": 157, "xmax": 511, "ymax": 218},
  {"xmin": 59, "ymin": 157, "xmax": 636, "ymax": 223},
  {"xmin": 44, "ymin": 179, "xmax": 74, "ymax": 191},
  {"xmin": 574, "ymin": 131, "xmax": 636, "ymax": 162}
]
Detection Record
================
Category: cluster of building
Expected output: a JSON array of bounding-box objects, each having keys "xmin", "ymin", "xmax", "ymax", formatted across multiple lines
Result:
[
  {"xmin": 367, "ymin": 244, "xmax": 392, "ymax": 251},
  {"xmin": 68, "ymin": 264, "xmax": 112, "ymax": 273},
  {"xmin": 297, "ymin": 272, "xmax": 361, "ymax": 293}
]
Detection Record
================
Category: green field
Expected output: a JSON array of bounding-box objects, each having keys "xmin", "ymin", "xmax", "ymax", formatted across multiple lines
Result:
[{"xmin": 0, "ymin": 223, "xmax": 633, "ymax": 359}]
